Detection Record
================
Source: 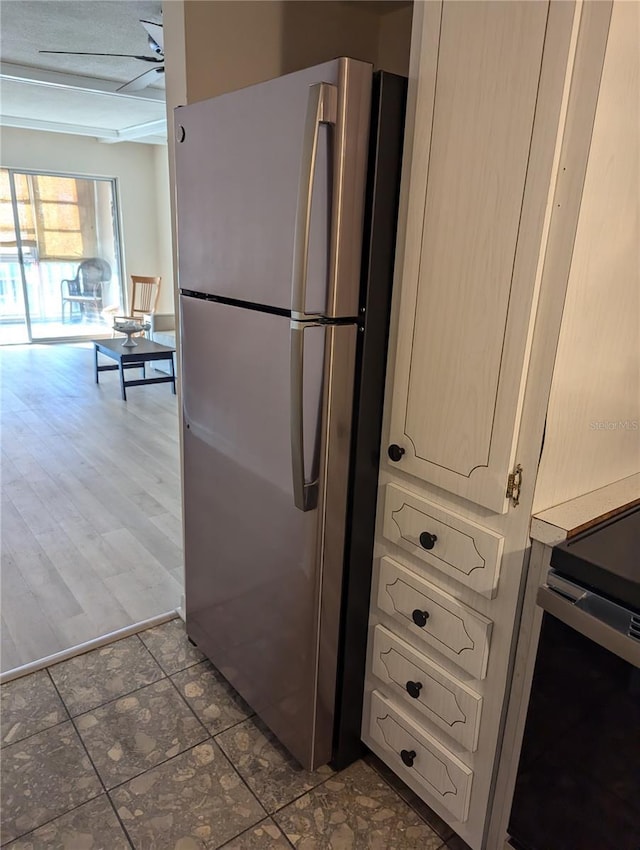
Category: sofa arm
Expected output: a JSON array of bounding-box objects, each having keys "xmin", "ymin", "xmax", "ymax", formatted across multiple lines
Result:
[{"xmin": 150, "ymin": 313, "xmax": 175, "ymax": 335}]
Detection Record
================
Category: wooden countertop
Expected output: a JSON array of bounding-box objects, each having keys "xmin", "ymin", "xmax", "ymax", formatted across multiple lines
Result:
[{"xmin": 530, "ymin": 473, "xmax": 640, "ymax": 546}]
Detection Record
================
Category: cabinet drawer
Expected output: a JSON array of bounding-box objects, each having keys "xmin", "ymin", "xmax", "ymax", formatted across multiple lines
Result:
[
  {"xmin": 377, "ymin": 556, "xmax": 492, "ymax": 679},
  {"xmin": 383, "ymin": 483, "xmax": 503, "ymax": 598},
  {"xmin": 369, "ymin": 689, "xmax": 473, "ymax": 822},
  {"xmin": 372, "ymin": 624, "xmax": 482, "ymax": 751}
]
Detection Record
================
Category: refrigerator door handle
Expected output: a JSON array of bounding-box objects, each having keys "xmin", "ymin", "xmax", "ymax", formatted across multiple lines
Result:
[
  {"xmin": 290, "ymin": 320, "xmax": 320, "ymax": 512},
  {"xmin": 291, "ymin": 82, "xmax": 337, "ymax": 321}
]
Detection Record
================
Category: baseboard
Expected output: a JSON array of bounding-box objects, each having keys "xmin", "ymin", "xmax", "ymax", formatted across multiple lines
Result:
[{"xmin": 0, "ymin": 609, "xmax": 179, "ymax": 684}]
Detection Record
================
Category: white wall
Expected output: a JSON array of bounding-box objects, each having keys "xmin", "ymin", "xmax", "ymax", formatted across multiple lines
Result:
[
  {"xmin": 162, "ymin": 0, "xmax": 188, "ymax": 327},
  {"xmin": 181, "ymin": 0, "xmax": 412, "ymax": 103},
  {"xmin": 0, "ymin": 126, "xmax": 174, "ymax": 314},
  {"xmin": 377, "ymin": 4, "xmax": 413, "ymax": 76},
  {"xmin": 152, "ymin": 144, "xmax": 174, "ymax": 315},
  {"xmin": 533, "ymin": 0, "xmax": 640, "ymax": 511}
]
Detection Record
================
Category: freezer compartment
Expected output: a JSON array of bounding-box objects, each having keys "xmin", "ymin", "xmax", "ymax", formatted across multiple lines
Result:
[
  {"xmin": 180, "ymin": 294, "xmax": 356, "ymax": 768},
  {"xmin": 174, "ymin": 58, "xmax": 371, "ymax": 318}
]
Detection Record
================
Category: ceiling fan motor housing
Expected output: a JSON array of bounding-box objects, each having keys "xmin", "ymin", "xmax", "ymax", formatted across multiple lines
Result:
[{"xmin": 148, "ymin": 35, "xmax": 163, "ymax": 57}]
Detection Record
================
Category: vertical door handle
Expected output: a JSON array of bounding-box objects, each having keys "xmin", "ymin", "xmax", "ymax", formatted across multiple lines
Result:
[
  {"xmin": 291, "ymin": 82, "xmax": 337, "ymax": 320},
  {"xmin": 290, "ymin": 321, "xmax": 320, "ymax": 512}
]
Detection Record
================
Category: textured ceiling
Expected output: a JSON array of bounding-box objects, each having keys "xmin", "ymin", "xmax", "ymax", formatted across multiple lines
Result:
[
  {"xmin": 0, "ymin": 0, "xmax": 164, "ymax": 89},
  {"xmin": 0, "ymin": 1, "xmax": 166, "ymax": 141},
  {"xmin": 1, "ymin": 77, "xmax": 166, "ymax": 131}
]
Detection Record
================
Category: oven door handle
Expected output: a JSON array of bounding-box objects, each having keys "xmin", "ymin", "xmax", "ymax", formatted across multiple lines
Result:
[{"xmin": 538, "ymin": 586, "xmax": 640, "ymax": 667}]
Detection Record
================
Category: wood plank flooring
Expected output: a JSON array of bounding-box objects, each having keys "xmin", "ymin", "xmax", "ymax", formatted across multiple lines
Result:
[{"xmin": 1, "ymin": 342, "xmax": 183, "ymax": 673}]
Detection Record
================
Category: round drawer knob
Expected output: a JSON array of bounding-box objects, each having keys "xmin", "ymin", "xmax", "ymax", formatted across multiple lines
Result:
[
  {"xmin": 419, "ymin": 531, "xmax": 438, "ymax": 550},
  {"xmin": 406, "ymin": 680, "xmax": 423, "ymax": 699},
  {"xmin": 411, "ymin": 609, "xmax": 429, "ymax": 628},
  {"xmin": 400, "ymin": 749, "xmax": 416, "ymax": 768},
  {"xmin": 388, "ymin": 444, "xmax": 405, "ymax": 462}
]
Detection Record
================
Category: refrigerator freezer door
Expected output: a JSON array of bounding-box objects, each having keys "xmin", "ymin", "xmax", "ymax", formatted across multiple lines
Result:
[
  {"xmin": 181, "ymin": 294, "xmax": 357, "ymax": 769},
  {"xmin": 175, "ymin": 58, "xmax": 371, "ymax": 317}
]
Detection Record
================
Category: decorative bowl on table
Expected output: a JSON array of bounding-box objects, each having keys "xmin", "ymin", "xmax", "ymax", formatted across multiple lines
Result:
[{"xmin": 113, "ymin": 318, "xmax": 151, "ymax": 347}]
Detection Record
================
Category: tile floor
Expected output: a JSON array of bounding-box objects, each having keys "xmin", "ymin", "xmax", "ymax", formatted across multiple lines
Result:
[{"xmin": 0, "ymin": 617, "xmax": 468, "ymax": 849}]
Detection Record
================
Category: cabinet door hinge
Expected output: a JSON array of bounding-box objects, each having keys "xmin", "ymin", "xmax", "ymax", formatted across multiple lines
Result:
[{"xmin": 506, "ymin": 464, "xmax": 523, "ymax": 507}]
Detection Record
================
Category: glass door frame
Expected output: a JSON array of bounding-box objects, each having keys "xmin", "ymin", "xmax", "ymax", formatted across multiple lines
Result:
[
  {"xmin": 6, "ymin": 169, "xmax": 32, "ymax": 342},
  {"xmin": 2, "ymin": 167, "xmax": 126, "ymax": 344}
]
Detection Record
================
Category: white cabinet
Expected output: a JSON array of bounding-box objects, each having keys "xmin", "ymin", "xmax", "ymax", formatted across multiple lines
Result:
[
  {"xmin": 382, "ymin": 484, "xmax": 503, "ymax": 598},
  {"xmin": 369, "ymin": 689, "xmax": 473, "ymax": 823},
  {"xmin": 386, "ymin": 0, "xmax": 557, "ymax": 513},
  {"xmin": 372, "ymin": 625, "xmax": 483, "ymax": 751},
  {"xmin": 363, "ymin": 2, "xmax": 616, "ymax": 848},
  {"xmin": 378, "ymin": 557, "xmax": 492, "ymax": 679},
  {"xmin": 532, "ymin": 0, "xmax": 640, "ymax": 512}
]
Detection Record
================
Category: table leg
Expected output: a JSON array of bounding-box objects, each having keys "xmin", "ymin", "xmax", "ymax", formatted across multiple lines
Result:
[
  {"xmin": 94, "ymin": 345, "xmax": 99, "ymax": 383},
  {"xmin": 119, "ymin": 362, "xmax": 127, "ymax": 401},
  {"xmin": 170, "ymin": 354, "xmax": 176, "ymax": 395}
]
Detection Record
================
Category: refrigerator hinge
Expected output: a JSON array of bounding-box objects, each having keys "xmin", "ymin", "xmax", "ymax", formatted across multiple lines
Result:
[{"xmin": 506, "ymin": 464, "xmax": 523, "ymax": 507}]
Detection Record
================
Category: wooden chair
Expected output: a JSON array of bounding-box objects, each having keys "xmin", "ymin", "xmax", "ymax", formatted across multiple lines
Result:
[
  {"xmin": 61, "ymin": 258, "xmax": 111, "ymax": 322},
  {"xmin": 129, "ymin": 275, "xmax": 161, "ymax": 321},
  {"xmin": 112, "ymin": 276, "xmax": 161, "ymax": 337}
]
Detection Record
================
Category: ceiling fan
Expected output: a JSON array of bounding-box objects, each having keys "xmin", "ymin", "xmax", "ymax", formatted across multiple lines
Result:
[{"xmin": 39, "ymin": 19, "xmax": 164, "ymax": 93}]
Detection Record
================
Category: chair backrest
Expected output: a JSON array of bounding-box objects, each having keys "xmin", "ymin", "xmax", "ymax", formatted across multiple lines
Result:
[
  {"xmin": 78, "ymin": 258, "xmax": 111, "ymax": 296},
  {"xmin": 129, "ymin": 275, "xmax": 161, "ymax": 318}
]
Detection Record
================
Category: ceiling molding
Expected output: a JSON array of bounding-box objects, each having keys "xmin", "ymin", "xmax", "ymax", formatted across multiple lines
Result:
[
  {"xmin": 0, "ymin": 62, "xmax": 167, "ymax": 145},
  {"xmin": 1, "ymin": 114, "xmax": 166, "ymax": 146},
  {"xmin": 99, "ymin": 135, "xmax": 167, "ymax": 146},
  {"xmin": 0, "ymin": 62, "xmax": 165, "ymax": 101},
  {"xmin": 101, "ymin": 118, "xmax": 168, "ymax": 144},
  {"xmin": 1, "ymin": 114, "xmax": 119, "ymax": 139}
]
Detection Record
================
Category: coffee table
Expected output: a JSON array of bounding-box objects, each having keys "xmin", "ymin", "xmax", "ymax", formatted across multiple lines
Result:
[{"xmin": 93, "ymin": 338, "xmax": 176, "ymax": 401}]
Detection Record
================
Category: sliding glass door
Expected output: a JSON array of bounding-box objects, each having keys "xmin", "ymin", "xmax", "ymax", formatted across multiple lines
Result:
[
  {"xmin": 0, "ymin": 168, "xmax": 125, "ymax": 343},
  {"xmin": 0, "ymin": 171, "xmax": 28, "ymax": 343}
]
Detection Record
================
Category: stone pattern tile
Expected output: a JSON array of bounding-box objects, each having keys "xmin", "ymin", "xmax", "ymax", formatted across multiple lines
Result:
[
  {"xmin": 0, "ymin": 625, "xmax": 452, "ymax": 850},
  {"xmin": 0, "ymin": 721, "xmax": 102, "ymax": 844},
  {"xmin": 74, "ymin": 678, "xmax": 208, "ymax": 788},
  {"xmin": 138, "ymin": 617, "xmax": 205, "ymax": 675},
  {"xmin": 219, "ymin": 818, "xmax": 293, "ymax": 849},
  {"xmin": 216, "ymin": 717, "xmax": 333, "ymax": 814},
  {"xmin": 4, "ymin": 795, "xmax": 130, "ymax": 850},
  {"xmin": 172, "ymin": 661, "xmax": 253, "ymax": 735},
  {"xmin": 110, "ymin": 741, "xmax": 266, "ymax": 849},
  {"xmin": 364, "ymin": 752, "xmax": 454, "ymax": 843},
  {"xmin": 274, "ymin": 760, "xmax": 443, "ymax": 850},
  {"xmin": 1, "ymin": 670, "xmax": 66, "ymax": 747},
  {"xmin": 49, "ymin": 635, "xmax": 164, "ymax": 716}
]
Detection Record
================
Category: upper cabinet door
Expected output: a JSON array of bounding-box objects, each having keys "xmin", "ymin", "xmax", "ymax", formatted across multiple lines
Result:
[{"xmin": 388, "ymin": 0, "xmax": 559, "ymax": 513}]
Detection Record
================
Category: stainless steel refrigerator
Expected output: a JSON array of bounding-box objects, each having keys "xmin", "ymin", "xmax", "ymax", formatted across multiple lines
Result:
[{"xmin": 175, "ymin": 58, "xmax": 406, "ymax": 770}]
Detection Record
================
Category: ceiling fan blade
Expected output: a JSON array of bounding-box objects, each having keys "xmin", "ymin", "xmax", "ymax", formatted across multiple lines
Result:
[
  {"xmin": 39, "ymin": 50, "xmax": 163, "ymax": 63},
  {"xmin": 140, "ymin": 20, "xmax": 164, "ymax": 52},
  {"xmin": 117, "ymin": 66, "xmax": 164, "ymax": 93}
]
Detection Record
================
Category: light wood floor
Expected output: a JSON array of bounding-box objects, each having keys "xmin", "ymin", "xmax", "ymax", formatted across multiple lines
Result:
[{"xmin": 1, "ymin": 342, "xmax": 183, "ymax": 673}]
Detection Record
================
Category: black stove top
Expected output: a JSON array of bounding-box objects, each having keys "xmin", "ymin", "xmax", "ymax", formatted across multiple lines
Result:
[{"xmin": 550, "ymin": 505, "xmax": 640, "ymax": 611}]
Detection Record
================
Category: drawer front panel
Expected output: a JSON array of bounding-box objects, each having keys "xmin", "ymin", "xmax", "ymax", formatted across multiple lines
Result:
[
  {"xmin": 369, "ymin": 689, "xmax": 473, "ymax": 822},
  {"xmin": 372, "ymin": 625, "xmax": 482, "ymax": 751},
  {"xmin": 377, "ymin": 556, "xmax": 492, "ymax": 679},
  {"xmin": 383, "ymin": 483, "xmax": 504, "ymax": 598}
]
